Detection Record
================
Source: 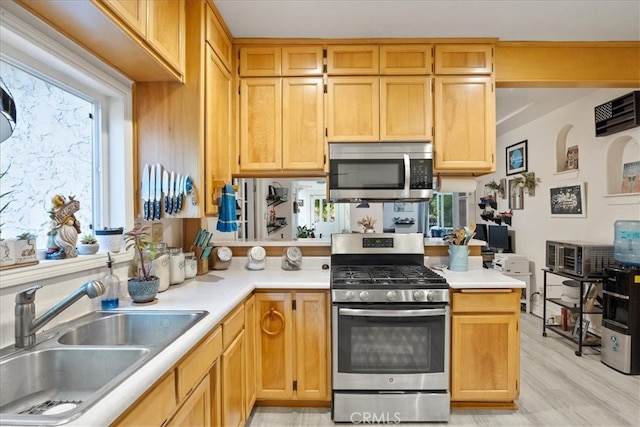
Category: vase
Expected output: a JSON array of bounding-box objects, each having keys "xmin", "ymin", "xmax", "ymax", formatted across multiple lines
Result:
[
  {"xmin": 95, "ymin": 228, "xmax": 124, "ymax": 253},
  {"xmin": 448, "ymin": 244, "xmax": 469, "ymax": 272},
  {"xmin": 364, "ymin": 227, "xmax": 375, "ymax": 233},
  {"xmin": 127, "ymin": 277, "xmax": 160, "ymax": 303}
]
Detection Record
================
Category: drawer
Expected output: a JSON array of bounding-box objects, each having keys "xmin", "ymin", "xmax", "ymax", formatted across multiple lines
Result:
[
  {"xmin": 176, "ymin": 326, "xmax": 222, "ymax": 400},
  {"xmin": 223, "ymin": 304, "xmax": 245, "ymax": 348},
  {"xmin": 115, "ymin": 371, "xmax": 177, "ymax": 426},
  {"xmin": 452, "ymin": 290, "xmax": 520, "ymax": 314}
]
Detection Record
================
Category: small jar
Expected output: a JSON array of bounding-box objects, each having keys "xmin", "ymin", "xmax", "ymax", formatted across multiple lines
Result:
[
  {"xmin": 169, "ymin": 247, "xmax": 186, "ymax": 285},
  {"xmin": 282, "ymin": 246, "xmax": 302, "ymax": 270},
  {"xmin": 184, "ymin": 251, "xmax": 198, "ymax": 279},
  {"xmin": 145, "ymin": 242, "xmax": 170, "ymax": 292}
]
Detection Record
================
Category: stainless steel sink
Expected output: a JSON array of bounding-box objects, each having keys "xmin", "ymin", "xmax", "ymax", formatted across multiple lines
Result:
[
  {"xmin": 0, "ymin": 310, "xmax": 208, "ymax": 425},
  {"xmin": 58, "ymin": 310, "xmax": 206, "ymax": 346}
]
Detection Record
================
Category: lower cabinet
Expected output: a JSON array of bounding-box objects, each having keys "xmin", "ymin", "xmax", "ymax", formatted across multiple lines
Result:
[
  {"xmin": 450, "ymin": 289, "xmax": 520, "ymax": 406},
  {"xmin": 168, "ymin": 374, "xmax": 211, "ymax": 426},
  {"xmin": 222, "ymin": 330, "xmax": 246, "ymax": 427},
  {"xmin": 255, "ymin": 291, "xmax": 330, "ymax": 401}
]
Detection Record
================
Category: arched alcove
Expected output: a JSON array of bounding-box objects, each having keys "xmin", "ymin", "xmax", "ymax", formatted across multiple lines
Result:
[
  {"xmin": 554, "ymin": 124, "xmax": 580, "ymax": 178},
  {"xmin": 606, "ymin": 135, "xmax": 639, "ymax": 195}
]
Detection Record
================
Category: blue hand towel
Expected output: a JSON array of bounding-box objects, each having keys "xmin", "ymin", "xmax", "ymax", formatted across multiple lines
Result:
[{"xmin": 217, "ymin": 184, "xmax": 238, "ymax": 232}]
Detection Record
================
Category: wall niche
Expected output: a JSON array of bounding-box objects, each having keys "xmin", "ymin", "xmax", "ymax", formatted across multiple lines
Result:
[{"xmin": 605, "ymin": 135, "xmax": 640, "ymax": 205}]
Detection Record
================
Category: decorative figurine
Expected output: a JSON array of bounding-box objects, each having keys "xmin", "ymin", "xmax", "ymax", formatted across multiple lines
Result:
[{"xmin": 46, "ymin": 194, "xmax": 81, "ymax": 259}]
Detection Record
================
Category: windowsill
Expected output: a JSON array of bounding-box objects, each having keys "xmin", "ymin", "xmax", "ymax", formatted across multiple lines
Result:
[
  {"xmin": 0, "ymin": 251, "xmax": 133, "ymax": 289},
  {"xmin": 604, "ymin": 193, "xmax": 640, "ymax": 205}
]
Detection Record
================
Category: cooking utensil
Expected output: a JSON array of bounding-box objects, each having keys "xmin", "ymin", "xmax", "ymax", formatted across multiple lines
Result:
[
  {"xmin": 149, "ymin": 164, "xmax": 156, "ymax": 221},
  {"xmin": 141, "ymin": 164, "xmax": 150, "ymax": 220},
  {"xmin": 174, "ymin": 173, "xmax": 181, "ymax": 213},
  {"xmin": 168, "ymin": 172, "xmax": 175, "ymax": 214},
  {"xmin": 154, "ymin": 163, "xmax": 162, "ymax": 220},
  {"xmin": 176, "ymin": 174, "xmax": 184, "ymax": 212},
  {"xmin": 162, "ymin": 170, "xmax": 170, "ymax": 214}
]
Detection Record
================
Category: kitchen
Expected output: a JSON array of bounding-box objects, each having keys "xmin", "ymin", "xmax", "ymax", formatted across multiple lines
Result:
[{"xmin": 1, "ymin": 0, "xmax": 639, "ymax": 426}]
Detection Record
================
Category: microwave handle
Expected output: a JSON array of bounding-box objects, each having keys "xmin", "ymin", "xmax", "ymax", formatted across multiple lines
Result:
[
  {"xmin": 558, "ymin": 246, "xmax": 565, "ymax": 270},
  {"xmin": 403, "ymin": 154, "xmax": 410, "ymax": 196}
]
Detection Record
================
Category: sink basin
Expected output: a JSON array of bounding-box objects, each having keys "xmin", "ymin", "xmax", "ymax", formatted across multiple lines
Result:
[
  {"xmin": 0, "ymin": 310, "xmax": 208, "ymax": 425},
  {"xmin": 58, "ymin": 310, "xmax": 207, "ymax": 347},
  {"xmin": 0, "ymin": 348, "xmax": 148, "ymax": 424}
]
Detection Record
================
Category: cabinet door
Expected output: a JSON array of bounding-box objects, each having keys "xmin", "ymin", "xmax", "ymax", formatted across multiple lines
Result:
[
  {"xmin": 168, "ymin": 375, "xmax": 211, "ymax": 427},
  {"xmin": 282, "ymin": 78, "xmax": 325, "ymax": 170},
  {"xmin": 326, "ymin": 76, "xmax": 380, "ymax": 142},
  {"xmin": 451, "ymin": 314, "xmax": 519, "ymax": 402},
  {"xmin": 255, "ymin": 293, "xmax": 294, "ymax": 399},
  {"xmin": 433, "ymin": 76, "xmax": 495, "ymax": 172},
  {"xmin": 380, "ymin": 76, "xmax": 432, "ymax": 141},
  {"xmin": 146, "ymin": 0, "xmax": 185, "ymax": 74},
  {"xmin": 282, "ymin": 46, "xmax": 324, "ymax": 76},
  {"xmin": 326, "ymin": 45, "xmax": 379, "ymax": 75},
  {"xmin": 244, "ymin": 295, "xmax": 257, "ymax": 415},
  {"xmin": 101, "ymin": 0, "xmax": 147, "ymax": 37},
  {"xmin": 434, "ymin": 44, "xmax": 493, "ymax": 75},
  {"xmin": 240, "ymin": 78, "xmax": 283, "ymax": 171},
  {"xmin": 240, "ymin": 47, "xmax": 282, "ymax": 76},
  {"xmin": 205, "ymin": 5, "xmax": 232, "ymax": 71},
  {"xmin": 205, "ymin": 45, "xmax": 232, "ymax": 214},
  {"xmin": 294, "ymin": 292, "xmax": 329, "ymax": 400},
  {"xmin": 222, "ymin": 331, "xmax": 245, "ymax": 427},
  {"xmin": 113, "ymin": 372, "xmax": 177, "ymax": 426},
  {"xmin": 380, "ymin": 44, "xmax": 432, "ymax": 75}
]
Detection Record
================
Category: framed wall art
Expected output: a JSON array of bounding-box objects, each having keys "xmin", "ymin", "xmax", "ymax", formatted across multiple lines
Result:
[
  {"xmin": 549, "ymin": 182, "xmax": 586, "ymax": 217},
  {"xmin": 506, "ymin": 140, "xmax": 528, "ymax": 175},
  {"xmin": 509, "ymin": 179, "xmax": 524, "ymax": 210}
]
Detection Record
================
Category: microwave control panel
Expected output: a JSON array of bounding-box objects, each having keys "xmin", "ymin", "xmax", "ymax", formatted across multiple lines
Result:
[{"xmin": 409, "ymin": 159, "xmax": 433, "ymax": 189}]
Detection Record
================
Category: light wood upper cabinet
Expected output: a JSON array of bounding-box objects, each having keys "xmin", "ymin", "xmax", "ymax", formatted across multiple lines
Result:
[
  {"xmin": 282, "ymin": 46, "xmax": 324, "ymax": 76},
  {"xmin": 255, "ymin": 291, "xmax": 330, "ymax": 401},
  {"xmin": 434, "ymin": 44, "xmax": 493, "ymax": 75},
  {"xmin": 380, "ymin": 76, "xmax": 432, "ymax": 141},
  {"xmin": 146, "ymin": 0, "xmax": 185, "ymax": 73},
  {"xmin": 433, "ymin": 76, "xmax": 496, "ymax": 172},
  {"xmin": 240, "ymin": 47, "xmax": 282, "ymax": 76},
  {"xmin": 327, "ymin": 45, "xmax": 379, "ymax": 75},
  {"xmin": 326, "ymin": 76, "xmax": 380, "ymax": 142},
  {"xmin": 451, "ymin": 290, "xmax": 520, "ymax": 404},
  {"xmin": 282, "ymin": 77, "xmax": 325, "ymax": 169},
  {"xmin": 205, "ymin": 44, "xmax": 232, "ymax": 214},
  {"xmin": 240, "ymin": 78, "xmax": 283, "ymax": 170},
  {"xmin": 205, "ymin": 5, "xmax": 232, "ymax": 71},
  {"xmin": 380, "ymin": 44, "xmax": 432, "ymax": 75},
  {"xmin": 102, "ymin": 0, "xmax": 147, "ymax": 37}
]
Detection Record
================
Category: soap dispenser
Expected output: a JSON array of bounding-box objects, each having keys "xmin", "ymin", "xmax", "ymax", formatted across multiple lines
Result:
[{"xmin": 101, "ymin": 253, "xmax": 121, "ymax": 310}]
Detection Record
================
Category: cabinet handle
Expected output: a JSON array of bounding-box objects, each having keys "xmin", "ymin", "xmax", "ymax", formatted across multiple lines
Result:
[{"xmin": 260, "ymin": 306, "xmax": 285, "ymax": 336}]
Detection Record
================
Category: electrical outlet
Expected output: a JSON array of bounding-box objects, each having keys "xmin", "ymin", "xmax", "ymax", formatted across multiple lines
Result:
[{"xmin": 151, "ymin": 223, "xmax": 164, "ymax": 242}]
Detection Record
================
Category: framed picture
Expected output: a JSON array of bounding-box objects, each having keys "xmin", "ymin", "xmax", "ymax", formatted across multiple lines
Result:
[
  {"xmin": 564, "ymin": 145, "xmax": 579, "ymax": 170},
  {"xmin": 549, "ymin": 182, "xmax": 586, "ymax": 217},
  {"xmin": 621, "ymin": 161, "xmax": 640, "ymax": 193},
  {"xmin": 508, "ymin": 179, "xmax": 524, "ymax": 210},
  {"xmin": 573, "ymin": 319, "xmax": 590, "ymax": 341},
  {"xmin": 506, "ymin": 140, "xmax": 528, "ymax": 175},
  {"xmin": 394, "ymin": 202, "xmax": 413, "ymax": 212}
]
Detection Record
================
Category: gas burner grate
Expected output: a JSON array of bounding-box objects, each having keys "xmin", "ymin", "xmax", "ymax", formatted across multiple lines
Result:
[{"xmin": 331, "ymin": 265, "xmax": 446, "ymax": 285}]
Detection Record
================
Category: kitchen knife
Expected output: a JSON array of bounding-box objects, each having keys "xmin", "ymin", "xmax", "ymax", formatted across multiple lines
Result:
[
  {"xmin": 162, "ymin": 170, "xmax": 170, "ymax": 214},
  {"xmin": 178, "ymin": 174, "xmax": 185, "ymax": 212},
  {"xmin": 175, "ymin": 173, "xmax": 182, "ymax": 213},
  {"xmin": 149, "ymin": 164, "xmax": 156, "ymax": 221},
  {"xmin": 154, "ymin": 163, "xmax": 162, "ymax": 220},
  {"xmin": 141, "ymin": 164, "xmax": 150, "ymax": 221},
  {"xmin": 168, "ymin": 172, "xmax": 175, "ymax": 214}
]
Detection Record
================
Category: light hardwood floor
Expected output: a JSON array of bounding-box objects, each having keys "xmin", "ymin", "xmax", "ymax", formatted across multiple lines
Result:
[{"xmin": 247, "ymin": 313, "xmax": 640, "ymax": 426}]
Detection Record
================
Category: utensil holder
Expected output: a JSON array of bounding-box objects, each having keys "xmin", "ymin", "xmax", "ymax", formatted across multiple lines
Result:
[
  {"xmin": 191, "ymin": 246, "xmax": 210, "ymax": 275},
  {"xmin": 448, "ymin": 244, "xmax": 469, "ymax": 272}
]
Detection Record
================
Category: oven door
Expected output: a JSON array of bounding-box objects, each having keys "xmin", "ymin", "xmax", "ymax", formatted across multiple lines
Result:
[{"xmin": 332, "ymin": 304, "xmax": 449, "ymax": 391}]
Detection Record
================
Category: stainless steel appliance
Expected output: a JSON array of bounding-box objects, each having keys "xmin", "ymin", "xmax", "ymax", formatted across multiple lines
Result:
[
  {"xmin": 328, "ymin": 142, "xmax": 433, "ymax": 203},
  {"xmin": 601, "ymin": 265, "xmax": 640, "ymax": 374},
  {"xmin": 545, "ymin": 240, "xmax": 615, "ymax": 278},
  {"xmin": 330, "ymin": 233, "xmax": 450, "ymax": 423}
]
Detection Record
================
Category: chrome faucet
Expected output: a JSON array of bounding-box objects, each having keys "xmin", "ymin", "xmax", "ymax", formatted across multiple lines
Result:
[{"xmin": 14, "ymin": 280, "xmax": 105, "ymax": 348}]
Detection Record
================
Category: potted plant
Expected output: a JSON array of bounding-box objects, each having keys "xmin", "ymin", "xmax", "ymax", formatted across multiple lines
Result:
[
  {"xmin": 14, "ymin": 232, "xmax": 37, "ymax": 263},
  {"xmin": 77, "ymin": 233, "xmax": 100, "ymax": 255},
  {"xmin": 486, "ymin": 179, "xmax": 505, "ymax": 199},
  {"xmin": 296, "ymin": 225, "xmax": 316, "ymax": 239},
  {"xmin": 124, "ymin": 225, "xmax": 159, "ymax": 303},
  {"xmin": 520, "ymin": 172, "xmax": 541, "ymax": 195},
  {"xmin": 357, "ymin": 215, "xmax": 377, "ymax": 233}
]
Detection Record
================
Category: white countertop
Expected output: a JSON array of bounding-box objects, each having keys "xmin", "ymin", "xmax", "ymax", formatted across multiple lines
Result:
[
  {"xmin": 41, "ymin": 257, "xmax": 520, "ymax": 426},
  {"xmin": 210, "ymin": 237, "xmax": 486, "ymax": 247}
]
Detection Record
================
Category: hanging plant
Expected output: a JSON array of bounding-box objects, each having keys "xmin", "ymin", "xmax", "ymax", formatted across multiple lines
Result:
[
  {"xmin": 520, "ymin": 172, "xmax": 541, "ymax": 195},
  {"xmin": 486, "ymin": 179, "xmax": 505, "ymax": 198}
]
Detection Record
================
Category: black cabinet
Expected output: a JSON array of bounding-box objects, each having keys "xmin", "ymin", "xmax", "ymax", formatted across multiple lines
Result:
[{"xmin": 542, "ymin": 269, "xmax": 602, "ymax": 356}]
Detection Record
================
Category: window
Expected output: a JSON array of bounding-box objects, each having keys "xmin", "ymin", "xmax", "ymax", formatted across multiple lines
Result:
[{"xmin": 0, "ymin": 5, "xmax": 133, "ymax": 253}]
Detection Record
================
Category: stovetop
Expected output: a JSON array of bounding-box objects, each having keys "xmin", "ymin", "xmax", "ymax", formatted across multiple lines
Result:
[{"xmin": 331, "ymin": 264, "xmax": 447, "ymax": 289}]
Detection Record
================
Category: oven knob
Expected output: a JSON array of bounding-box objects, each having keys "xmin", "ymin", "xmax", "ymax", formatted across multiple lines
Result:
[
  {"xmin": 386, "ymin": 291, "xmax": 397, "ymax": 301},
  {"xmin": 359, "ymin": 291, "xmax": 370, "ymax": 302},
  {"xmin": 413, "ymin": 290, "xmax": 426, "ymax": 301},
  {"xmin": 425, "ymin": 291, "xmax": 433, "ymax": 302},
  {"xmin": 345, "ymin": 291, "xmax": 356, "ymax": 301}
]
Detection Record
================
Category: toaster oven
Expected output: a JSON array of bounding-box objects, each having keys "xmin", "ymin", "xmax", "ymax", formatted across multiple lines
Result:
[{"xmin": 546, "ymin": 240, "xmax": 615, "ymax": 278}]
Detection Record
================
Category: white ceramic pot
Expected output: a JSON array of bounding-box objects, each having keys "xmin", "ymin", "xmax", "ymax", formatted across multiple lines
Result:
[
  {"xmin": 77, "ymin": 243, "xmax": 100, "ymax": 255},
  {"xmin": 95, "ymin": 229, "xmax": 123, "ymax": 253}
]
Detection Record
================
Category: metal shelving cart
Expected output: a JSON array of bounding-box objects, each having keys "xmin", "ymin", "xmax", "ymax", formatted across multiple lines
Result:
[{"xmin": 542, "ymin": 269, "xmax": 603, "ymax": 356}]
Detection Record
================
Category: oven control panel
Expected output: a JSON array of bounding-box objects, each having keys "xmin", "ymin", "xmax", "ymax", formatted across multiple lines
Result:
[
  {"xmin": 362, "ymin": 237, "xmax": 394, "ymax": 248},
  {"xmin": 333, "ymin": 289, "xmax": 449, "ymax": 303}
]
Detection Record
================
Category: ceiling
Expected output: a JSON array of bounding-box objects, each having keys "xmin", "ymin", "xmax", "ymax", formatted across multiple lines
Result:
[{"xmin": 214, "ymin": 1, "xmax": 638, "ymax": 136}]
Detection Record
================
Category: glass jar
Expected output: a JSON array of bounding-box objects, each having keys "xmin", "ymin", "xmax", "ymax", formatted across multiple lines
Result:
[
  {"xmin": 281, "ymin": 246, "xmax": 302, "ymax": 270},
  {"xmin": 145, "ymin": 242, "xmax": 170, "ymax": 292},
  {"xmin": 184, "ymin": 251, "xmax": 198, "ymax": 279},
  {"xmin": 169, "ymin": 247, "xmax": 186, "ymax": 285}
]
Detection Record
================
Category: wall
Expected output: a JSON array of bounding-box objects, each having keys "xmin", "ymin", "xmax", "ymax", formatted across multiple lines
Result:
[{"xmin": 477, "ymin": 88, "xmax": 640, "ymax": 324}]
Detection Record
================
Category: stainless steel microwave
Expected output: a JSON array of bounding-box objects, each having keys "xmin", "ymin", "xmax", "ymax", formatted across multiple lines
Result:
[
  {"xmin": 328, "ymin": 142, "xmax": 433, "ymax": 203},
  {"xmin": 545, "ymin": 240, "xmax": 615, "ymax": 278}
]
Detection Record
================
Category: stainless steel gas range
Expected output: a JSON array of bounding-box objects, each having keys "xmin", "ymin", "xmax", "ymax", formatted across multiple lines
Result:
[{"xmin": 330, "ymin": 233, "xmax": 450, "ymax": 423}]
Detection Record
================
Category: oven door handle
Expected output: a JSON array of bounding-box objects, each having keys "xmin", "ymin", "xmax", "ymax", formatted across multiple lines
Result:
[
  {"xmin": 338, "ymin": 307, "xmax": 446, "ymax": 317},
  {"xmin": 403, "ymin": 154, "xmax": 411, "ymax": 197}
]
